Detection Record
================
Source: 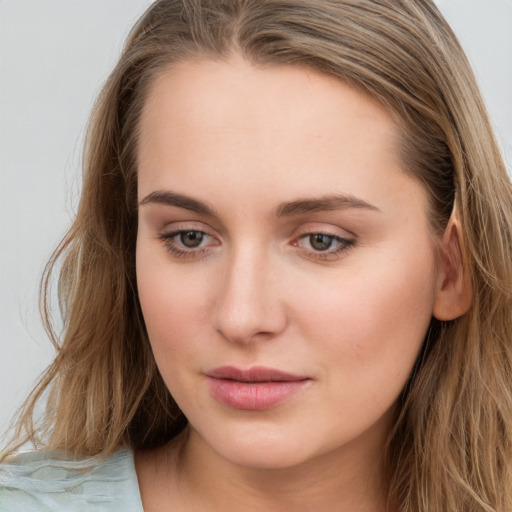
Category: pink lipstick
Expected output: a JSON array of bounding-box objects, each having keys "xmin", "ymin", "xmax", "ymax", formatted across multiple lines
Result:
[{"xmin": 205, "ymin": 366, "xmax": 311, "ymax": 410}]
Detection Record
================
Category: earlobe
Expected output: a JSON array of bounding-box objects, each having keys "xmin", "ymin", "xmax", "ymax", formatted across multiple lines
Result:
[{"xmin": 432, "ymin": 213, "xmax": 473, "ymax": 321}]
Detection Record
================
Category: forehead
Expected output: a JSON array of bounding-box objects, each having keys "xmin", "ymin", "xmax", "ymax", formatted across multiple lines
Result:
[
  {"xmin": 136, "ymin": 55, "xmax": 420, "ymax": 215},
  {"xmin": 139, "ymin": 55, "xmax": 399, "ymax": 149}
]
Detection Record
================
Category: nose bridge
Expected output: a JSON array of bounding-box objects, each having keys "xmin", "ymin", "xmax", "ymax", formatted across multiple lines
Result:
[{"xmin": 214, "ymin": 241, "xmax": 285, "ymax": 343}]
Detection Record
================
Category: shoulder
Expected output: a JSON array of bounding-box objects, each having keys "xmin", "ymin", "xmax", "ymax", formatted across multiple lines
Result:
[{"xmin": 0, "ymin": 447, "xmax": 144, "ymax": 512}]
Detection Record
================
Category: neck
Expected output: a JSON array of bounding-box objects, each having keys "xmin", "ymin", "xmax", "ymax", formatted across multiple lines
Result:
[{"xmin": 169, "ymin": 426, "xmax": 391, "ymax": 512}]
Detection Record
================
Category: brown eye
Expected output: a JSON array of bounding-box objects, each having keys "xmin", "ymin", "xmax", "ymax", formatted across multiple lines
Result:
[
  {"xmin": 309, "ymin": 234, "xmax": 335, "ymax": 251},
  {"xmin": 159, "ymin": 228, "xmax": 219, "ymax": 259},
  {"xmin": 295, "ymin": 231, "xmax": 355, "ymax": 259},
  {"xmin": 180, "ymin": 231, "xmax": 204, "ymax": 248}
]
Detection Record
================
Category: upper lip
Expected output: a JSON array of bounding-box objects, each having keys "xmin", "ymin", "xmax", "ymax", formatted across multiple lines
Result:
[{"xmin": 206, "ymin": 366, "xmax": 310, "ymax": 383}]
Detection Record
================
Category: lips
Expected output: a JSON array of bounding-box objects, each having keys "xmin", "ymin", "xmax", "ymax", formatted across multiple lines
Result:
[{"xmin": 205, "ymin": 366, "xmax": 311, "ymax": 410}]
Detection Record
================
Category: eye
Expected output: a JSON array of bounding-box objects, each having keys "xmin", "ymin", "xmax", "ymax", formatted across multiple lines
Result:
[
  {"xmin": 158, "ymin": 228, "xmax": 219, "ymax": 258},
  {"xmin": 307, "ymin": 233, "xmax": 338, "ymax": 251},
  {"xmin": 178, "ymin": 230, "xmax": 206, "ymax": 248},
  {"xmin": 294, "ymin": 231, "xmax": 355, "ymax": 258}
]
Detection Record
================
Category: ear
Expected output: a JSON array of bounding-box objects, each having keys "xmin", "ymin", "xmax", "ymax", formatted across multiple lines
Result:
[{"xmin": 432, "ymin": 212, "xmax": 473, "ymax": 321}]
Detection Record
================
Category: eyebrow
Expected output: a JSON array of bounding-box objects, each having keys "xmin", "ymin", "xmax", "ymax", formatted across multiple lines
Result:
[
  {"xmin": 139, "ymin": 190, "xmax": 379, "ymax": 217},
  {"xmin": 139, "ymin": 190, "xmax": 217, "ymax": 216},
  {"xmin": 275, "ymin": 194, "xmax": 380, "ymax": 217}
]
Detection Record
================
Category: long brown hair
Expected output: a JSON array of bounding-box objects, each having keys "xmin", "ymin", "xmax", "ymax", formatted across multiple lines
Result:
[{"xmin": 3, "ymin": 1, "xmax": 512, "ymax": 510}]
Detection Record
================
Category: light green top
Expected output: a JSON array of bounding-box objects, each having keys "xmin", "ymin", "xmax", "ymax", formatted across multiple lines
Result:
[{"xmin": 0, "ymin": 447, "xmax": 144, "ymax": 511}]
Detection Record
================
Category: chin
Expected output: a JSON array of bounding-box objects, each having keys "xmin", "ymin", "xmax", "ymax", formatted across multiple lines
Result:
[
  {"xmin": 195, "ymin": 420, "xmax": 323, "ymax": 470},
  {"xmin": 218, "ymin": 440, "xmax": 313, "ymax": 470}
]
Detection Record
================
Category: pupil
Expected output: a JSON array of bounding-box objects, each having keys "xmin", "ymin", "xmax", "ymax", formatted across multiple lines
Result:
[
  {"xmin": 180, "ymin": 231, "xmax": 203, "ymax": 248},
  {"xmin": 310, "ymin": 234, "xmax": 333, "ymax": 251}
]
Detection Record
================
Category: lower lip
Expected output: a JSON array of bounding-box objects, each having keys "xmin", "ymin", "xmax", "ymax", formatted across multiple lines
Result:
[{"xmin": 207, "ymin": 378, "xmax": 310, "ymax": 410}]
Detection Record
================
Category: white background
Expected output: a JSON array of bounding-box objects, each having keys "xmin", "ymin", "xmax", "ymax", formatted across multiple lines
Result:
[{"xmin": 1, "ymin": 0, "xmax": 511, "ymax": 437}]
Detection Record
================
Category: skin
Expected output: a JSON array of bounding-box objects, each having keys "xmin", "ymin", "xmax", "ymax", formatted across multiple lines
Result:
[{"xmin": 135, "ymin": 55, "xmax": 444, "ymax": 511}]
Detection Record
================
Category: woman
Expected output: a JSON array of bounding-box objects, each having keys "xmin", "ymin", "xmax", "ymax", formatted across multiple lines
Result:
[{"xmin": 1, "ymin": 0, "xmax": 511, "ymax": 510}]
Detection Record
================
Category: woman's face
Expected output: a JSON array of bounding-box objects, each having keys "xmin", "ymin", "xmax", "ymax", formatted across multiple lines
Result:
[{"xmin": 136, "ymin": 56, "xmax": 439, "ymax": 469}]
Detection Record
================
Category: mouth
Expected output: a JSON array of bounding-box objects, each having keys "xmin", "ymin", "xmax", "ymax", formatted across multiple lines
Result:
[{"xmin": 205, "ymin": 366, "xmax": 312, "ymax": 410}]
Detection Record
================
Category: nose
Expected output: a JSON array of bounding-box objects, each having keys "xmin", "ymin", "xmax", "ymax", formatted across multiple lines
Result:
[{"xmin": 214, "ymin": 246, "xmax": 287, "ymax": 344}]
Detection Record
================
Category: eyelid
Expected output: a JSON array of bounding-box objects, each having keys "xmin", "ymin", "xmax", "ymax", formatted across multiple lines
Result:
[
  {"xmin": 156, "ymin": 221, "xmax": 356, "ymax": 260},
  {"xmin": 158, "ymin": 219, "xmax": 219, "ymax": 239},
  {"xmin": 158, "ymin": 222, "xmax": 221, "ymax": 258},
  {"xmin": 290, "ymin": 223, "xmax": 357, "ymax": 259},
  {"xmin": 293, "ymin": 232, "xmax": 354, "ymax": 248},
  {"xmin": 292, "ymin": 222, "xmax": 356, "ymax": 240}
]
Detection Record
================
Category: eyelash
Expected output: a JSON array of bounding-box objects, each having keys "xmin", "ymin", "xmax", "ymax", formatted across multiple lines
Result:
[
  {"xmin": 158, "ymin": 230, "xmax": 216, "ymax": 258},
  {"xmin": 158, "ymin": 229, "xmax": 355, "ymax": 260},
  {"xmin": 293, "ymin": 232, "xmax": 355, "ymax": 260}
]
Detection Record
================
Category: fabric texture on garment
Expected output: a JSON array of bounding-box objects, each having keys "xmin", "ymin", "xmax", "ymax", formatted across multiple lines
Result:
[{"xmin": 0, "ymin": 446, "xmax": 143, "ymax": 512}]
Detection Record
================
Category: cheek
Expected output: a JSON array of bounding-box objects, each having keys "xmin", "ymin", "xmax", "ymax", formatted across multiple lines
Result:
[
  {"xmin": 137, "ymin": 227, "xmax": 438, "ymax": 406},
  {"xmin": 293, "ymin": 243, "xmax": 437, "ymax": 391},
  {"xmin": 135, "ymin": 247, "xmax": 231, "ymax": 404},
  {"xmin": 136, "ymin": 247, "xmax": 208, "ymax": 363}
]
